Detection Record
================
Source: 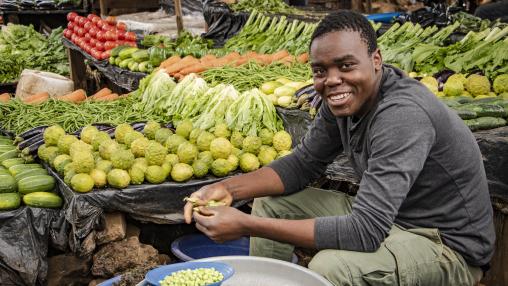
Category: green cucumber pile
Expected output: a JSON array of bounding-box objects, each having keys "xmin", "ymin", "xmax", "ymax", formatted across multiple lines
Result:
[
  {"xmin": 109, "ymin": 46, "xmax": 154, "ymax": 73},
  {"xmin": 0, "ymin": 135, "xmax": 62, "ymax": 211}
]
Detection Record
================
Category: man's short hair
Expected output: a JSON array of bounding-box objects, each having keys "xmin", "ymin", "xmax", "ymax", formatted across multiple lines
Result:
[{"xmin": 310, "ymin": 10, "xmax": 378, "ymax": 55}]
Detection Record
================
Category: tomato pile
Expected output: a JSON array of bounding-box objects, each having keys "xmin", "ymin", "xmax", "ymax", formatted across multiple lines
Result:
[{"xmin": 63, "ymin": 12, "xmax": 137, "ymax": 60}]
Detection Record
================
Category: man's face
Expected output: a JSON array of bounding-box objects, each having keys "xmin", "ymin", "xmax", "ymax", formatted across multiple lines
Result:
[{"xmin": 310, "ymin": 30, "xmax": 382, "ymax": 117}]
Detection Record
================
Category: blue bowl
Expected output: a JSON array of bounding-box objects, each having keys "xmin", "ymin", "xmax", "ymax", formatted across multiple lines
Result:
[
  {"xmin": 145, "ymin": 261, "xmax": 234, "ymax": 286},
  {"xmin": 97, "ymin": 276, "xmax": 121, "ymax": 286},
  {"xmin": 171, "ymin": 234, "xmax": 299, "ymax": 264}
]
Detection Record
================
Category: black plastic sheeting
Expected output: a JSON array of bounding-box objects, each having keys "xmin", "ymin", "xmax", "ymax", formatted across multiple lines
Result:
[
  {"xmin": 46, "ymin": 165, "xmax": 241, "ymax": 255},
  {"xmin": 201, "ymin": 0, "xmax": 248, "ymax": 47},
  {"xmin": 160, "ymin": 0, "xmax": 203, "ymax": 15},
  {"xmin": 62, "ymin": 38, "xmax": 147, "ymax": 91},
  {"xmin": 474, "ymin": 126, "xmax": 508, "ymax": 202},
  {"xmin": 0, "ymin": 207, "xmax": 66, "ymax": 286}
]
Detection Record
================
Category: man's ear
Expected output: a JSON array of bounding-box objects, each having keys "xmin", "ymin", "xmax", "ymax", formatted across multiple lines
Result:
[{"xmin": 372, "ymin": 48, "xmax": 382, "ymax": 72}]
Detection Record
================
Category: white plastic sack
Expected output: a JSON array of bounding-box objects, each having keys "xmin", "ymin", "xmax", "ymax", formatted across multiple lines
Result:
[{"xmin": 15, "ymin": 69, "xmax": 74, "ymax": 100}]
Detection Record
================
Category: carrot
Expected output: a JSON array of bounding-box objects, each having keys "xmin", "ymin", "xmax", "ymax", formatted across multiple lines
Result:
[
  {"xmin": 233, "ymin": 56, "xmax": 249, "ymax": 66},
  {"xmin": 279, "ymin": 55, "xmax": 295, "ymax": 66},
  {"xmin": 222, "ymin": 52, "xmax": 241, "ymax": 61},
  {"xmin": 90, "ymin": 88, "xmax": 112, "ymax": 100},
  {"xmin": 0, "ymin": 93, "xmax": 11, "ymax": 103},
  {"xmin": 255, "ymin": 54, "xmax": 273, "ymax": 65},
  {"xmin": 297, "ymin": 53, "xmax": 309, "ymax": 63},
  {"xmin": 199, "ymin": 54, "xmax": 217, "ymax": 63},
  {"xmin": 24, "ymin": 92, "xmax": 49, "ymax": 105},
  {"xmin": 160, "ymin": 55, "xmax": 181, "ymax": 68},
  {"xmin": 165, "ymin": 56, "xmax": 200, "ymax": 74},
  {"xmin": 57, "ymin": 89, "xmax": 87, "ymax": 103},
  {"xmin": 94, "ymin": 93, "xmax": 119, "ymax": 102},
  {"xmin": 270, "ymin": 50, "xmax": 290, "ymax": 62},
  {"xmin": 179, "ymin": 63, "xmax": 208, "ymax": 76}
]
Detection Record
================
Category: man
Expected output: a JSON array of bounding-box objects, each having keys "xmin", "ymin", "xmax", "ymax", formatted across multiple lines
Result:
[
  {"xmin": 184, "ymin": 11, "xmax": 495, "ymax": 286},
  {"xmin": 475, "ymin": 0, "xmax": 508, "ymax": 22}
]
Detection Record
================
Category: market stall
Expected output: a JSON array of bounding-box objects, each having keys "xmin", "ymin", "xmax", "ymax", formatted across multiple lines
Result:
[{"xmin": 0, "ymin": 0, "xmax": 507, "ymax": 284}]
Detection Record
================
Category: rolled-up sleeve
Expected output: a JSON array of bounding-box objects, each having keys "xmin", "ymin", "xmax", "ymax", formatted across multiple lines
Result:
[
  {"xmin": 315, "ymin": 100, "xmax": 436, "ymax": 251},
  {"xmin": 269, "ymin": 102, "xmax": 343, "ymax": 194}
]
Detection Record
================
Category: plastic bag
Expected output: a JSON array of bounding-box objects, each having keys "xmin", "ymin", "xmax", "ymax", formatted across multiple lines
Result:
[{"xmin": 201, "ymin": 0, "xmax": 249, "ymax": 47}]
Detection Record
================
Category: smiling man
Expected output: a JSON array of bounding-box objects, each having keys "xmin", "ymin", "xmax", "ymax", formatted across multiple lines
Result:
[{"xmin": 184, "ymin": 11, "xmax": 495, "ymax": 286}]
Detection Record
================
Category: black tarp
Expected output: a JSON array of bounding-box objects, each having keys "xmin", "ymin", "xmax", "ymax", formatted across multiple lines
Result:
[
  {"xmin": 0, "ymin": 207, "xmax": 65, "ymax": 286},
  {"xmin": 62, "ymin": 38, "xmax": 147, "ymax": 91},
  {"xmin": 47, "ymin": 165, "xmax": 241, "ymax": 255},
  {"xmin": 201, "ymin": 0, "xmax": 248, "ymax": 47}
]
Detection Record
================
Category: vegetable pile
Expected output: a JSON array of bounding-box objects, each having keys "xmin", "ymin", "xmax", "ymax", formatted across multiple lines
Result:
[
  {"xmin": 231, "ymin": 0, "xmax": 303, "ymax": 15},
  {"xmin": 0, "ymin": 24, "xmax": 68, "ymax": 83},
  {"xmin": 37, "ymin": 120, "xmax": 292, "ymax": 192},
  {"xmin": 0, "ymin": 135, "xmax": 62, "ymax": 212},
  {"xmin": 0, "ymin": 96, "xmax": 165, "ymax": 135},
  {"xmin": 159, "ymin": 268, "xmax": 224, "ymax": 286},
  {"xmin": 63, "ymin": 13, "xmax": 137, "ymax": 60},
  {"xmin": 420, "ymin": 73, "xmax": 508, "ymax": 130}
]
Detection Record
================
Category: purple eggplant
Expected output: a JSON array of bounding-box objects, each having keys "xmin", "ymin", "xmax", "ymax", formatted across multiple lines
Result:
[{"xmin": 14, "ymin": 125, "xmax": 48, "ymax": 144}]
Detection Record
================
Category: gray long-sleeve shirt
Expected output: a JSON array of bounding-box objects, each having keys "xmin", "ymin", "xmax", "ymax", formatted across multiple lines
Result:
[{"xmin": 269, "ymin": 65, "xmax": 495, "ymax": 266}]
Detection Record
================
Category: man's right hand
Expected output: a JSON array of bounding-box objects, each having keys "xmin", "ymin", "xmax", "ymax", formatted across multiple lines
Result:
[{"xmin": 184, "ymin": 182, "xmax": 233, "ymax": 224}]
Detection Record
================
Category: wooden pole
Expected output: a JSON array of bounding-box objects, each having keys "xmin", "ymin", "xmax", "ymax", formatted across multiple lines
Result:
[
  {"xmin": 174, "ymin": 0, "xmax": 183, "ymax": 34},
  {"xmin": 99, "ymin": 0, "xmax": 107, "ymax": 17}
]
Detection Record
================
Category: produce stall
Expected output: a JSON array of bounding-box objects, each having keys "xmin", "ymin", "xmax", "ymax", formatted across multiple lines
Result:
[{"xmin": 0, "ymin": 1, "xmax": 508, "ymax": 284}]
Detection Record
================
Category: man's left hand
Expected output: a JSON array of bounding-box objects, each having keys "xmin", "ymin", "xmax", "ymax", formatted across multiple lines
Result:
[{"xmin": 193, "ymin": 206, "xmax": 250, "ymax": 243}]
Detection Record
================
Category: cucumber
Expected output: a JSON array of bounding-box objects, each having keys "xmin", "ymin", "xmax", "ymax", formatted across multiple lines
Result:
[
  {"xmin": 109, "ymin": 56, "xmax": 117, "ymax": 65},
  {"xmin": 464, "ymin": 117, "xmax": 507, "ymax": 131},
  {"xmin": 8, "ymin": 164, "xmax": 42, "ymax": 176},
  {"xmin": 118, "ymin": 47, "xmax": 138, "ymax": 60},
  {"xmin": 14, "ymin": 168, "xmax": 48, "ymax": 182},
  {"xmin": 18, "ymin": 175, "xmax": 55, "ymax": 195},
  {"xmin": 128, "ymin": 61, "xmax": 139, "ymax": 72},
  {"xmin": 110, "ymin": 45, "xmax": 129, "ymax": 57},
  {"xmin": 2, "ymin": 158, "xmax": 24, "ymax": 169},
  {"xmin": 119, "ymin": 58, "xmax": 133, "ymax": 69},
  {"xmin": 131, "ymin": 49, "xmax": 149, "ymax": 63},
  {"xmin": 115, "ymin": 57, "xmax": 123, "ymax": 66},
  {"xmin": 0, "ymin": 149, "xmax": 19, "ymax": 162},
  {"xmin": 0, "ymin": 193, "xmax": 21, "ymax": 210},
  {"xmin": 453, "ymin": 109, "xmax": 477, "ymax": 120},
  {"xmin": 23, "ymin": 192, "xmax": 62, "ymax": 209},
  {"xmin": 0, "ymin": 174, "xmax": 16, "ymax": 193},
  {"xmin": 476, "ymin": 104, "xmax": 506, "ymax": 118},
  {"xmin": 0, "ymin": 146, "xmax": 16, "ymax": 154}
]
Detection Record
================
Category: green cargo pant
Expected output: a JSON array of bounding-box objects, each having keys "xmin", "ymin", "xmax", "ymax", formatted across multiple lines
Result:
[{"xmin": 250, "ymin": 187, "xmax": 481, "ymax": 286}]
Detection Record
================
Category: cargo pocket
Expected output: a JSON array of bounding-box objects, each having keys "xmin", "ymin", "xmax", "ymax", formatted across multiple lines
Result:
[
  {"xmin": 362, "ymin": 270, "xmax": 398, "ymax": 286},
  {"xmin": 384, "ymin": 227, "xmax": 443, "ymax": 286}
]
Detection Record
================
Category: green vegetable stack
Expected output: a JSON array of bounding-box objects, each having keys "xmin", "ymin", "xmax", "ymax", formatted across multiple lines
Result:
[
  {"xmin": 0, "ymin": 24, "xmax": 68, "ymax": 83},
  {"xmin": 40, "ymin": 120, "xmax": 293, "ymax": 192},
  {"xmin": 421, "ymin": 73, "xmax": 508, "ymax": 131},
  {"xmin": 109, "ymin": 46, "xmax": 154, "ymax": 73},
  {"xmin": 0, "ymin": 134, "xmax": 61, "ymax": 211}
]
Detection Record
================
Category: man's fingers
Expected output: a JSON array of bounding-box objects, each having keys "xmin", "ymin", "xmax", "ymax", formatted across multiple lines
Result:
[
  {"xmin": 183, "ymin": 202, "xmax": 195, "ymax": 224},
  {"xmin": 198, "ymin": 206, "xmax": 217, "ymax": 217},
  {"xmin": 195, "ymin": 221, "xmax": 209, "ymax": 234}
]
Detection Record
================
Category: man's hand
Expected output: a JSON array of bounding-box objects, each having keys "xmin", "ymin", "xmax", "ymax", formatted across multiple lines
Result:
[
  {"xmin": 193, "ymin": 206, "xmax": 250, "ymax": 243},
  {"xmin": 184, "ymin": 182, "xmax": 233, "ymax": 224}
]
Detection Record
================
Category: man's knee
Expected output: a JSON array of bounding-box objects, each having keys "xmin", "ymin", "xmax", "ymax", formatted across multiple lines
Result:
[
  {"xmin": 308, "ymin": 250, "xmax": 354, "ymax": 286},
  {"xmin": 251, "ymin": 197, "xmax": 278, "ymax": 218}
]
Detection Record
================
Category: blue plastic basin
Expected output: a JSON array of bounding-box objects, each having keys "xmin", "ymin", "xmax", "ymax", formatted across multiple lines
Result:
[
  {"xmin": 366, "ymin": 12, "xmax": 402, "ymax": 23},
  {"xmin": 171, "ymin": 234, "xmax": 298, "ymax": 264}
]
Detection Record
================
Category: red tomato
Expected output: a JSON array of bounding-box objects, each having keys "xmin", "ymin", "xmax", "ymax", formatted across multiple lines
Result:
[
  {"xmin": 124, "ymin": 32, "xmax": 136, "ymax": 42},
  {"xmin": 97, "ymin": 20, "xmax": 106, "ymax": 29},
  {"xmin": 96, "ymin": 31, "xmax": 106, "ymax": 42},
  {"xmin": 87, "ymin": 14, "xmax": 96, "ymax": 21},
  {"xmin": 91, "ymin": 49, "xmax": 102, "ymax": 59},
  {"xmin": 67, "ymin": 21, "xmax": 74, "ymax": 30},
  {"xmin": 89, "ymin": 27, "xmax": 98, "ymax": 36},
  {"xmin": 104, "ymin": 31, "xmax": 116, "ymax": 41},
  {"xmin": 77, "ymin": 28, "xmax": 85, "ymax": 37},
  {"xmin": 73, "ymin": 23, "xmax": 80, "ymax": 33},
  {"xmin": 95, "ymin": 41, "xmax": 105, "ymax": 51},
  {"xmin": 89, "ymin": 38, "xmax": 98, "ymax": 46},
  {"xmin": 116, "ymin": 31, "xmax": 126, "ymax": 40},
  {"xmin": 67, "ymin": 12, "xmax": 78, "ymax": 22},
  {"xmin": 104, "ymin": 41, "xmax": 116, "ymax": 50},
  {"xmin": 84, "ymin": 33, "xmax": 92, "ymax": 43},
  {"xmin": 116, "ymin": 22, "xmax": 127, "ymax": 31},
  {"xmin": 78, "ymin": 17, "xmax": 87, "ymax": 27},
  {"xmin": 84, "ymin": 21, "xmax": 93, "ymax": 31},
  {"xmin": 63, "ymin": 29, "xmax": 72, "ymax": 39},
  {"xmin": 101, "ymin": 50, "xmax": 111, "ymax": 60},
  {"xmin": 91, "ymin": 16, "xmax": 100, "ymax": 25},
  {"xmin": 126, "ymin": 41, "xmax": 137, "ymax": 47},
  {"xmin": 71, "ymin": 34, "xmax": 77, "ymax": 43},
  {"xmin": 105, "ymin": 16, "xmax": 116, "ymax": 25}
]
